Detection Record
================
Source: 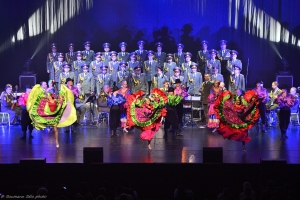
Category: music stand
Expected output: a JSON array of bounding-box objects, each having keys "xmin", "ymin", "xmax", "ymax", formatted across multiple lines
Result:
[
  {"xmin": 85, "ymin": 95, "xmax": 97, "ymax": 126},
  {"xmin": 183, "ymin": 95, "xmax": 205, "ymax": 129}
]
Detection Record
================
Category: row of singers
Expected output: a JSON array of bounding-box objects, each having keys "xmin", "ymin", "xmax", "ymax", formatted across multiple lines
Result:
[
  {"xmin": 48, "ymin": 50, "xmax": 244, "ymax": 94},
  {"xmin": 46, "ymin": 40, "xmax": 242, "ymax": 76}
]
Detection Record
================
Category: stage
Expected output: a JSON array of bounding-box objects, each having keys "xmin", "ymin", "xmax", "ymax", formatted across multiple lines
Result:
[{"xmin": 1, "ymin": 122, "xmax": 300, "ymax": 164}]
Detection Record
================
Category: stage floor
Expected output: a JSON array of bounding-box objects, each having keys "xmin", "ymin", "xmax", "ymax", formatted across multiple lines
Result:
[{"xmin": 1, "ymin": 122, "xmax": 300, "ymax": 164}]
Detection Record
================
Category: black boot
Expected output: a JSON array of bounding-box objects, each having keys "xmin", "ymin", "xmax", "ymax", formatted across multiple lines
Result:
[
  {"xmin": 21, "ymin": 131, "xmax": 26, "ymax": 139},
  {"xmin": 163, "ymin": 131, "xmax": 168, "ymax": 139},
  {"xmin": 109, "ymin": 130, "xmax": 114, "ymax": 138},
  {"xmin": 262, "ymin": 124, "xmax": 267, "ymax": 133},
  {"xmin": 29, "ymin": 131, "xmax": 34, "ymax": 138},
  {"xmin": 176, "ymin": 129, "xmax": 183, "ymax": 136}
]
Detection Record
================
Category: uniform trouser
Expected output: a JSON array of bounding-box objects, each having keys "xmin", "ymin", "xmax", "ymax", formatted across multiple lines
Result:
[
  {"xmin": 257, "ymin": 102, "xmax": 266, "ymax": 124},
  {"xmin": 203, "ymin": 104, "xmax": 209, "ymax": 123},
  {"xmin": 2, "ymin": 107, "xmax": 21, "ymax": 123},
  {"xmin": 147, "ymin": 81, "xmax": 152, "ymax": 94},
  {"xmin": 164, "ymin": 106, "xmax": 179, "ymax": 132},
  {"xmin": 21, "ymin": 108, "xmax": 33, "ymax": 132},
  {"xmin": 175, "ymin": 102, "xmax": 183, "ymax": 125},
  {"xmin": 279, "ymin": 107, "xmax": 291, "ymax": 135},
  {"xmin": 76, "ymin": 104, "xmax": 89, "ymax": 123}
]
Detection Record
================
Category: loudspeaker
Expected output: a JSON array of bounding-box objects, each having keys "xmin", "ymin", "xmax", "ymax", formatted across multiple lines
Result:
[
  {"xmin": 19, "ymin": 158, "xmax": 46, "ymax": 168},
  {"xmin": 83, "ymin": 147, "xmax": 103, "ymax": 164},
  {"xmin": 203, "ymin": 147, "xmax": 223, "ymax": 163},
  {"xmin": 19, "ymin": 75, "xmax": 36, "ymax": 91},
  {"xmin": 276, "ymin": 75, "xmax": 293, "ymax": 88}
]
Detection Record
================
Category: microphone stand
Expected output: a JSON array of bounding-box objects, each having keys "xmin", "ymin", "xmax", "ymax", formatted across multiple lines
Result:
[{"xmin": 246, "ymin": 58, "xmax": 249, "ymax": 87}]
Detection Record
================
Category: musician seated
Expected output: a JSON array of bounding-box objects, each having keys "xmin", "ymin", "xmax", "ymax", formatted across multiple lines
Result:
[
  {"xmin": 97, "ymin": 85, "xmax": 110, "ymax": 113},
  {"xmin": 266, "ymin": 81, "xmax": 282, "ymax": 111},
  {"xmin": 160, "ymin": 80, "xmax": 170, "ymax": 95},
  {"xmin": 75, "ymin": 82, "xmax": 97, "ymax": 124},
  {"xmin": 1, "ymin": 84, "xmax": 22, "ymax": 124}
]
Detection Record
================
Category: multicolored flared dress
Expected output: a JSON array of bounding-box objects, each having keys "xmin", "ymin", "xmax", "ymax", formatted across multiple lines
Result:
[
  {"xmin": 126, "ymin": 88, "xmax": 167, "ymax": 141},
  {"xmin": 214, "ymin": 90, "xmax": 260, "ymax": 143},
  {"xmin": 26, "ymin": 84, "xmax": 77, "ymax": 130}
]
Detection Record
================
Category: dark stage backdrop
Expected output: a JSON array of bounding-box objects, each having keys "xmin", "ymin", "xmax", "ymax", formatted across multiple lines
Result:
[{"xmin": 0, "ymin": 0, "xmax": 300, "ymax": 90}]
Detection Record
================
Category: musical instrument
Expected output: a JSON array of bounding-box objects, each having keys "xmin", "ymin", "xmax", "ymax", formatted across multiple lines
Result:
[
  {"xmin": 11, "ymin": 85, "xmax": 19, "ymax": 109},
  {"xmin": 144, "ymin": 62, "xmax": 150, "ymax": 72},
  {"xmin": 184, "ymin": 95, "xmax": 201, "ymax": 101},
  {"xmin": 131, "ymin": 74, "xmax": 140, "ymax": 86}
]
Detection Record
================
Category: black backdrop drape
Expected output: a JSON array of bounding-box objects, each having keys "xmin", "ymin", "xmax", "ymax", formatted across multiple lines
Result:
[{"xmin": 0, "ymin": 0, "xmax": 299, "ymax": 90}]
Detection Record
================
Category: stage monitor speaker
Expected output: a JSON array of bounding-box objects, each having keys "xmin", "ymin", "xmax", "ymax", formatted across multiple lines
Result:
[
  {"xmin": 203, "ymin": 147, "xmax": 223, "ymax": 163},
  {"xmin": 83, "ymin": 147, "xmax": 103, "ymax": 164},
  {"xmin": 276, "ymin": 75, "xmax": 293, "ymax": 88},
  {"xmin": 19, "ymin": 75, "xmax": 36, "ymax": 91},
  {"xmin": 19, "ymin": 158, "xmax": 46, "ymax": 167}
]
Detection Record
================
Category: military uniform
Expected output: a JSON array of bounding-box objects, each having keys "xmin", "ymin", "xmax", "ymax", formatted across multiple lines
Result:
[
  {"xmin": 197, "ymin": 40, "xmax": 210, "ymax": 74},
  {"xmin": 117, "ymin": 42, "xmax": 130, "ymax": 62},
  {"xmin": 102, "ymin": 43, "xmax": 111, "ymax": 66},
  {"xmin": 174, "ymin": 43, "xmax": 185, "ymax": 67},
  {"xmin": 206, "ymin": 59, "xmax": 221, "ymax": 75},
  {"xmin": 154, "ymin": 42, "xmax": 166, "ymax": 67},
  {"xmin": 65, "ymin": 43, "xmax": 76, "ymax": 63},
  {"xmin": 128, "ymin": 60, "xmax": 139, "ymax": 73},
  {"xmin": 75, "ymin": 88, "xmax": 88, "ymax": 123},
  {"xmin": 82, "ymin": 41, "xmax": 95, "ymax": 64},
  {"xmin": 108, "ymin": 60, "xmax": 120, "ymax": 83},
  {"xmin": 89, "ymin": 52, "xmax": 104, "ymax": 82},
  {"xmin": 217, "ymin": 40, "xmax": 231, "ymax": 61},
  {"xmin": 228, "ymin": 66, "xmax": 245, "ymax": 94},
  {"xmin": 144, "ymin": 50, "xmax": 158, "ymax": 93},
  {"xmin": 116, "ymin": 62, "xmax": 130, "ymax": 88},
  {"xmin": 46, "ymin": 43, "xmax": 58, "ymax": 74},
  {"xmin": 151, "ymin": 67, "xmax": 168, "ymax": 90},
  {"xmin": 96, "ymin": 67, "xmax": 113, "ymax": 95},
  {"xmin": 78, "ymin": 64, "xmax": 95, "ymax": 94},
  {"xmin": 226, "ymin": 50, "xmax": 243, "ymax": 75},
  {"xmin": 127, "ymin": 52, "xmax": 139, "ymax": 73},
  {"xmin": 59, "ymin": 62, "xmax": 76, "ymax": 89},
  {"xmin": 187, "ymin": 63, "xmax": 202, "ymax": 96},
  {"xmin": 130, "ymin": 66, "xmax": 148, "ymax": 93},
  {"xmin": 1, "ymin": 88, "xmax": 21, "ymax": 123},
  {"xmin": 170, "ymin": 67, "xmax": 185, "ymax": 87},
  {"xmin": 266, "ymin": 87, "xmax": 282, "ymax": 110},
  {"xmin": 211, "ymin": 73, "xmax": 224, "ymax": 83},
  {"xmin": 217, "ymin": 40, "xmax": 231, "ymax": 85},
  {"xmin": 49, "ymin": 53, "xmax": 64, "ymax": 83},
  {"xmin": 163, "ymin": 54, "xmax": 176, "ymax": 79},
  {"xmin": 206, "ymin": 50, "xmax": 221, "ymax": 75},
  {"xmin": 72, "ymin": 51, "xmax": 84, "ymax": 80},
  {"xmin": 135, "ymin": 40, "xmax": 148, "ymax": 64}
]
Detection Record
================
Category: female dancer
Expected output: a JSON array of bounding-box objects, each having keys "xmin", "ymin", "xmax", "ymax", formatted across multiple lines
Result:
[
  {"xmin": 253, "ymin": 81, "xmax": 268, "ymax": 133},
  {"xmin": 276, "ymin": 85, "xmax": 296, "ymax": 140},
  {"xmin": 118, "ymin": 81, "xmax": 131, "ymax": 132},
  {"xmin": 107, "ymin": 86, "xmax": 126, "ymax": 137},
  {"xmin": 27, "ymin": 84, "xmax": 77, "ymax": 148},
  {"xmin": 126, "ymin": 88, "xmax": 167, "ymax": 150},
  {"xmin": 207, "ymin": 80, "xmax": 222, "ymax": 130},
  {"xmin": 214, "ymin": 90, "xmax": 260, "ymax": 151}
]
